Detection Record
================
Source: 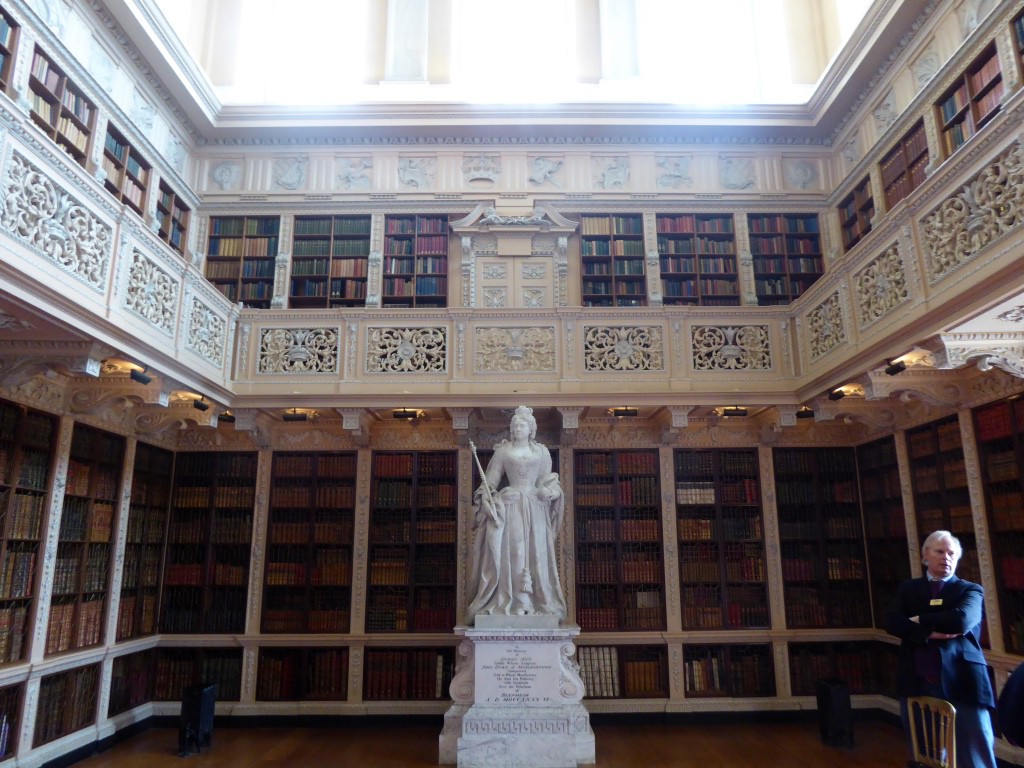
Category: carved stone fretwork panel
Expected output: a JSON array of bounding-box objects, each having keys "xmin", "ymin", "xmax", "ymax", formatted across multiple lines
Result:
[
  {"xmin": 1, "ymin": 151, "xmax": 112, "ymax": 290},
  {"xmin": 582, "ymin": 326, "xmax": 663, "ymax": 372},
  {"xmin": 473, "ymin": 327, "xmax": 555, "ymax": 374},
  {"xmin": 854, "ymin": 242, "xmax": 909, "ymax": 328},
  {"xmin": 258, "ymin": 327, "xmax": 340, "ymax": 374},
  {"xmin": 941, "ymin": 332, "xmax": 1024, "ymax": 379},
  {"xmin": 123, "ymin": 248, "xmax": 178, "ymax": 334},
  {"xmin": 690, "ymin": 325, "xmax": 771, "ymax": 371},
  {"xmin": 366, "ymin": 326, "xmax": 447, "ymax": 374},
  {"xmin": 807, "ymin": 291, "xmax": 846, "ymax": 361},
  {"xmin": 921, "ymin": 139, "xmax": 1024, "ymax": 284},
  {"xmin": 186, "ymin": 295, "xmax": 226, "ymax": 368}
]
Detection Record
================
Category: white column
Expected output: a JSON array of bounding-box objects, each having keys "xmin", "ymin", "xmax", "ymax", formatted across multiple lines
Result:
[
  {"xmin": 599, "ymin": 0, "xmax": 639, "ymax": 80},
  {"xmin": 384, "ymin": 0, "xmax": 429, "ymax": 82}
]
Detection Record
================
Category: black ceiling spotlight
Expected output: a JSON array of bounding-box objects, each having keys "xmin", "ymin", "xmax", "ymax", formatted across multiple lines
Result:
[
  {"xmin": 193, "ymin": 397, "xmax": 210, "ymax": 412},
  {"xmin": 721, "ymin": 406, "xmax": 748, "ymax": 417},
  {"xmin": 608, "ymin": 407, "xmax": 639, "ymax": 418},
  {"xmin": 796, "ymin": 406, "xmax": 816, "ymax": 419},
  {"xmin": 283, "ymin": 408, "xmax": 307, "ymax": 422},
  {"xmin": 219, "ymin": 412, "xmax": 236, "ymax": 424},
  {"xmin": 827, "ymin": 389, "xmax": 846, "ymax": 401},
  {"xmin": 885, "ymin": 359, "xmax": 907, "ymax": 376},
  {"xmin": 129, "ymin": 366, "xmax": 152, "ymax": 385}
]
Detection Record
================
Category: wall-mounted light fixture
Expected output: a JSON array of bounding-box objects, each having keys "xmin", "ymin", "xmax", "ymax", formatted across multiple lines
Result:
[
  {"xmin": 796, "ymin": 406, "xmax": 815, "ymax": 419},
  {"xmin": 129, "ymin": 366, "xmax": 152, "ymax": 385},
  {"xmin": 392, "ymin": 408, "xmax": 419, "ymax": 420},
  {"xmin": 283, "ymin": 408, "xmax": 307, "ymax": 422},
  {"xmin": 608, "ymin": 407, "xmax": 639, "ymax": 418},
  {"xmin": 885, "ymin": 359, "xmax": 907, "ymax": 376},
  {"xmin": 193, "ymin": 397, "xmax": 210, "ymax": 412},
  {"xmin": 720, "ymin": 406, "xmax": 748, "ymax": 417},
  {"xmin": 827, "ymin": 389, "xmax": 846, "ymax": 401},
  {"xmin": 219, "ymin": 412, "xmax": 236, "ymax": 424}
]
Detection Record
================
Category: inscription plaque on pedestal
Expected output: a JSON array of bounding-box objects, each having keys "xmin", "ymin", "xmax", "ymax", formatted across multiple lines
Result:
[{"xmin": 476, "ymin": 641, "xmax": 560, "ymax": 706}]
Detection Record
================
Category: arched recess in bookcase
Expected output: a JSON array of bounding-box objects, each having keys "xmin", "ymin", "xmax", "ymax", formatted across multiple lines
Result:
[
  {"xmin": 118, "ymin": 442, "xmax": 173, "ymax": 641},
  {"xmin": 46, "ymin": 424, "xmax": 124, "ymax": 656},
  {"xmin": 161, "ymin": 451, "xmax": 256, "ymax": 634}
]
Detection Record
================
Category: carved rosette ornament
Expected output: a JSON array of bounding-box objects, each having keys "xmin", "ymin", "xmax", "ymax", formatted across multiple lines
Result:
[
  {"xmin": 855, "ymin": 242, "xmax": 908, "ymax": 328},
  {"xmin": 366, "ymin": 326, "xmax": 447, "ymax": 374},
  {"xmin": 474, "ymin": 327, "xmax": 555, "ymax": 373},
  {"xmin": 187, "ymin": 297, "xmax": 226, "ymax": 368},
  {"xmin": 583, "ymin": 326, "xmax": 663, "ymax": 371},
  {"xmin": 258, "ymin": 328, "xmax": 340, "ymax": 374},
  {"xmin": 1, "ymin": 151, "xmax": 112, "ymax": 289},
  {"xmin": 921, "ymin": 140, "xmax": 1024, "ymax": 284},
  {"xmin": 808, "ymin": 291, "xmax": 846, "ymax": 361},
  {"xmin": 691, "ymin": 325, "xmax": 771, "ymax": 371},
  {"xmin": 124, "ymin": 249, "xmax": 177, "ymax": 334}
]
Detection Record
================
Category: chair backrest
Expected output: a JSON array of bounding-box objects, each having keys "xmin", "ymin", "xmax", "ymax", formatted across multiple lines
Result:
[{"xmin": 907, "ymin": 695, "xmax": 956, "ymax": 768}]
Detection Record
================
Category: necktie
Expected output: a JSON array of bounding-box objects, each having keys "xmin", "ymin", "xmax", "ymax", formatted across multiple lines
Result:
[{"xmin": 930, "ymin": 579, "xmax": 943, "ymax": 598}]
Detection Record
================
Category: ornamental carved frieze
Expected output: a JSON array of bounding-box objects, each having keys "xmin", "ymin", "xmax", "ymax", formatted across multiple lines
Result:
[
  {"xmin": 259, "ymin": 328, "xmax": 340, "ymax": 374},
  {"xmin": 854, "ymin": 243, "xmax": 908, "ymax": 328},
  {"xmin": 808, "ymin": 291, "xmax": 846, "ymax": 361},
  {"xmin": 366, "ymin": 326, "xmax": 447, "ymax": 374},
  {"xmin": 583, "ymin": 326, "xmax": 663, "ymax": 372},
  {"xmin": 691, "ymin": 325, "xmax": 771, "ymax": 371},
  {"xmin": 921, "ymin": 140, "xmax": 1024, "ymax": 284},
  {"xmin": 124, "ymin": 249, "xmax": 177, "ymax": 334},
  {"xmin": 187, "ymin": 297, "xmax": 226, "ymax": 368},
  {"xmin": 474, "ymin": 327, "xmax": 555, "ymax": 374},
  {"xmin": 1, "ymin": 151, "xmax": 111, "ymax": 289}
]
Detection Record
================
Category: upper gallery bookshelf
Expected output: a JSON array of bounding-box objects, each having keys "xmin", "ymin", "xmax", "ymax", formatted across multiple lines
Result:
[
  {"xmin": 774, "ymin": 447, "xmax": 870, "ymax": 629},
  {"xmin": 578, "ymin": 214, "xmax": 646, "ymax": 307},
  {"xmin": 366, "ymin": 451, "xmax": 457, "ymax": 632},
  {"xmin": 102, "ymin": 124, "xmax": 150, "ymax": 216},
  {"xmin": 46, "ymin": 424, "xmax": 124, "ymax": 655},
  {"xmin": 656, "ymin": 213, "xmax": 737, "ymax": 306},
  {"xmin": 161, "ymin": 451, "xmax": 257, "ymax": 634},
  {"xmin": 0, "ymin": 400, "xmax": 56, "ymax": 664},
  {"xmin": 746, "ymin": 213, "xmax": 822, "ymax": 305},
  {"xmin": 28, "ymin": 45, "xmax": 95, "ymax": 167},
  {"xmin": 382, "ymin": 214, "xmax": 450, "ymax": 308},
  {"xmin": 935, "ymin": 42, "xmax": 1004, "ymax": 157},
  {"xmin": 880, "ymin": 119, "xmax": 928, "ymax": 210},
  {"xmin": 290, "ymin": 215, "xmax": 370, "ymax": 308},
  {"xmin": 674, "ymin": 449, "xmax": 768, "ymax": 630},
  {"xmin": 156, "ymin": 181, "xmax": 189, "ymax": 255},
  {"xmin": 856, "ymin": 436, "xmax": 909, "ymax": 627},
  {"xmin": 973, "ymin": 397, "xmax": 1024, "ymax": 653},
  {"xmin": 838, "ymin": 176, "xmax": 875, "ymax": 253},
  {"xmin": 263, "ymin": 452, "xmax": 356, "ymax": 633},
  {"xmin": 575, "ymin": 449, "xmax": 664, "ymax": 632},
  {"xmin": 205, "ymin": 216, "xmax": 280, "ymax": 308},
  {"xmin": 0, "ymin": 6, "xmax": 18, "ymax": 94},
  {"xmin": 118, "ymin": 442, "xmax": 171, "ymax": 641}
]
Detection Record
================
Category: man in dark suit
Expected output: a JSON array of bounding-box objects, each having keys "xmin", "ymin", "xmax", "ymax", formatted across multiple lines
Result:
[{"xmin": 885, "ymin": 530, "xmax": 996, "ymax": 768}]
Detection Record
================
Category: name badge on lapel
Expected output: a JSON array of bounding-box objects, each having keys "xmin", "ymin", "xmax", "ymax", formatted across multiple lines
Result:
[{"xmin": 930, "ymin": 598, "xmax": 943, "ymax": 606}]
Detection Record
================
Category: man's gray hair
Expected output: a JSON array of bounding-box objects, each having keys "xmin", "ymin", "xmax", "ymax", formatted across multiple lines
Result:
[{"xmin": 921, "ymin": 529, "xmax": 962, "ymax": 561}]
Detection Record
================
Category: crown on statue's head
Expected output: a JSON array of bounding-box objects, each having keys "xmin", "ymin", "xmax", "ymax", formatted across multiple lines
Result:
[{"xmin": 513, "ymin": 405, "xmax": 533, "ymax": 420}]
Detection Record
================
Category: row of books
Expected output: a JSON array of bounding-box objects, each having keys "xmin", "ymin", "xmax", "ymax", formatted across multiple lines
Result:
[
  {"xmin": 210, "ymin": 217, "xmax": 279, "ymax": 237},
  {"xmin": 364, "ymin": 649, "xmax": 452, "ymax": 700},
  {"xmin": 0, "ymin": 605, "xmax": 28, "ymax": 662},
  {"xmin": 2, "ymin": 490, "xmax": 45, "ymax": 538},
  {"xmin": 46, "ymin": 598, "xmax": 103, "ymax": 653},
  {"xmin": 207, "ymin": 237, "xmax": 278, "ymax": 258},
  {"xmin": 656, "ymin": 214, "xmax": 734, "ymax": 235},
  {"xmin": 269, "ymin": 521, "xmax": 354, "ymax": 546},
  {"xmin": 295, "ymin": 216, "xmax": 371, "ymax": 236},
  {"xmin": 173, "ymin": 485, "xmax": 256, "ymax": 508},
  {"xmin": 577, "ymin": 518, "xmax": 660, "ymax": 542},
  {"xmin": 272, "ymin": 484, "xmax": 356, "ymax": 508},
  {"xmin": 275, "ymin": 453, "xmax": 357, "ymax": 477},
  {"xmin": 115, "ymin": 593, "xmax": 157, "ymax": 639},
  {"xmin": 580, "ymin": 215, "xmax": 642, "ymax": 236},
  {"xmin": 383, "ymin": 236, "xmax": 447, "ymax": 256},
  {"xmin": 263, "ymin": 609, "xmax": 349, "ymax": 633},
  {"xmin": 384, "ymin": 217, "xmax": 448, "ymax": 235},
  {"xmin": 581, "ymin": 239, "xmax": 645, "ymax": 258}
]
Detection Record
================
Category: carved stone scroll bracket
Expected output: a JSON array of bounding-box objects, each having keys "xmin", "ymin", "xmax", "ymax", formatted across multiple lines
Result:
[
  {"xmin": 868, "ymin": 367, "xmax": 965, "ymax": 407},
  {"xmin": 0, "ymin": 340, "xmax": 111, "ymax": 389},
  {"xmin": 336, "ymin": 407, "xmax": 370, "ymax": 446},
  {"xmin": 941, "ymin": 332, "xmax": 1024, "ymax": 380},
  {"xmin": 815, "ymin": 395, "xmax": 897, "ymax": 428}
]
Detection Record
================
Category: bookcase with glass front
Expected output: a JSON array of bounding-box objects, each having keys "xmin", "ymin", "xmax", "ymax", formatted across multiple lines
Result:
[
  {"xmin": 576, "ymin": 644, "xmax": 668, "ymax": 699},
  {"xmin": 656, "ymin": 213, "xmax": 737, "ymax": 306},
  {"xmin": 290, "ymin": 215, "xmax": 371, "ymax": 308},
  {"xmin": 46, "ymin": 424, "xmax": 123, "ymax": 655},
  {"xmin": 108, "ymin": 649, "xmax": 154, "ymax": 716},
  {"xmin": 880, "ymin": 120, "xmax": 928, "ymax": 210},
  {"xmin": 151, "ymin": 647, "xmax": 243, "ymax": 702},
  {"xmin": 746, "ymin": 213, "xmax": 823, "ymax": 305},
  {"xmin": 935, "ymin": 43, "xmax": 1004, "ymax": 157},
  {"xmin": 682, "ymin": 643, "xmax": 775, "ymax": 698},
  {"xmin": 28, "ymin": 45, "xmax": 95, "ymax": 167},
  {"xmin": 262, "ymin": 452, "xmax": 356, "ymax": 634},
  {"xmin": 579, "ymin": 214, "xmax": 646, "ymax": 307},
  {"xmin": 0, "ymin": 682, "xmax": 21, "ymax": 759},
  {"xmin": 33, "ymin": 665, "xmax": 98, "ymax": 747},
  {"xmin": 574, "ymin": 449, "xmax": 664, "ymax": 632},
  {"xmin": 256, "ymin": 646, "xmax": 349, "ymax": 701},
  {"xmin": 363, "ymin": 646, "xmax": 455, "ymax": 701},
  {"xmin": 205, "ymin": 216, "xmax": 280, "ymax": 307},
  {"xmin": 788, "ymin": 641, "xmax": 884, "ymax": 696},
  {"xmin": 381, "ymin": 215, "xmax": 450, "ymax": 308},
  {"xmin": 0, "ymin": 6, "xmax": 19, "ymax": 94},
  {"xmin": 674, "ymin": 449, "xmax": 767, "ymax": 631},
  {"xmin": 773, "ymin": 447, "xmax": 870, "ymax": 629},
  {"xmin": 838, "ymin": 176, "xmax": 875, "ymax": 253}
]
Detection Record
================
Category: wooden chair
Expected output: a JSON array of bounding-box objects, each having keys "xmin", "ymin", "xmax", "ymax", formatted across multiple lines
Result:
[{"xmin": 906, "ymin": 695, "xmax": 956, "ymax": 768}]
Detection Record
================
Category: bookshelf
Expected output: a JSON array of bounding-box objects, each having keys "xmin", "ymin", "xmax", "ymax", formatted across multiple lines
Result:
[
  {"xmin": 117, "ymin": 442, "xmax": 171, "ymax": 641},
  {"xmin": 0, "ymin": 400, "xmax": 55, "ymax": 664},
  {"xmin": 574, "ymin": 450, "xmax": 664, "ymax": 632},
  {"xmin": 46, "ymin": 424, "xmax": 123, "ymax": 655},
  {"xmin": 263, "ymin": 452, "xmax": 356, "ymax": 633},
  {"xmin": 156, "ymin": 181, "xmax": 190, "ymax": 255},
  {"xmin": 28, "ymin": 46, "xmax": 95, "ymax": 167},
  {"xmin": 788, "ymin": 641, "xmax": 881, "ymax": 696},
  {"xmin": 656, "ymin": 213, "xmax": 738, "ymax": 306},
  {"xmin": 33, "ymin": 664, "xmax": 98, "ymax": 747},
  {"xmin": 935, "ymin": 43, "xmax": 1004, "ymax": 157},
  {"xmin": 101, "ymin": 124, "xmax": 150, "ymax": 215},
  {"xmin": 363, "ymin": 647, "xmax": 455, "ymax": 701},
  {"xmin": 161, "ymin": 452, "xmax": 257, "ymax": 634},
  {"xmin": 880, "ymin": 119, "xmax": 928, "ymax": 210},
  {"xmin": 205, "ymin": 216, "xmax": 280, "ymax": 308},
  {"xmin": 367, "ymin": 451, "xmax": 457, "ymax": 633},
  {"xmin": 838, "ymin": 176, "xmax": 875, "ymax": 252},
  {"xmin": 746, "ymin": 213, "xmax": 823, "ymax": 305},
  {"xmin": 906, "ymin": 416, "xmax": 980, "ymax": 583},
  {"xmin": 290, "ymin": 215, "xmax": 371, "ymax": 308},
  {"xmin": 152, "ymin": 647, "xmax": 243, "ymax": 702},
  {"xmin": 682, "ymin": 644, "xmax": 774, "ymax": 697},
  {"xmin": 579, "ymin": 214, "xmax": 647, "ymax": 307},
  {"xmin": 856, "ymin": 436, "xmax": 910, "ymax": 627},
  {"xmin": 577, "ymin": 645, "xmax": 668, "ymax": 698},
  {"xmin": 0, "ymin": 683, "xmax": 19, "ymax": 760},
  {"xmin": 0, "ymin": 6, "xmax": 18, "ymax": 94},
  {"xmin": 674, "ymin": 449, "xmax": 768, "ymax": 630},
  {"xmin": 773, "ymin": 448, "xmax": 870, "ymax": 629},
  {"xmin": 107, "ymin": 649, "xmax": 154, "ymax": 716},
  {"xmin": 256, "ymin": 647, "xmax": 349, "ymax": 701},
  {"xmin": 382, "ymin": 214, "xmax": 450, "ymax": 308},
  {"xmin": 973, "ymin": 398, "xmax": 1024, "ymax": 653}
]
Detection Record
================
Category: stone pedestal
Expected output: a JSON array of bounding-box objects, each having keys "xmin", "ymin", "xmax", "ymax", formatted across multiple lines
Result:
[{"xmin": 438, "ymin": 622, "xmax": 595, "ymax": 767}]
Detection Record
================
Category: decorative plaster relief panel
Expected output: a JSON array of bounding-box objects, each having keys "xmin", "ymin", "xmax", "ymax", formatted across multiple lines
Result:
[
  {"xmin": 691, "ymin": 325, "xmax": 771, "ymax": 371},
  {"xmin": 366, "ymin": 326, "xmax": 447, "ymax": 374},
  {"xmin": 583, "ymin": 326, "xmax": 663, "ymax": 372},
  {"xmin": 807, "ymin": 291, "xmax": 847, "ymax": 361},
  {"xmin": 124, "ymin": 248, "xmax": 178, "ymax": 334},
  {"xmin": 473, "ymin": 327, "xmax": 555, "ymax": 374},
  {"xmin": 259, "ymin": 328, "xmax": 340, "ymax": 374},
  {"xmin": 186, "ymin": 294, "xmax": 227, "ymax": 368},
  {"xmin": 854, "ymin": 242, "xmax": 909, "ymax": 328}
]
